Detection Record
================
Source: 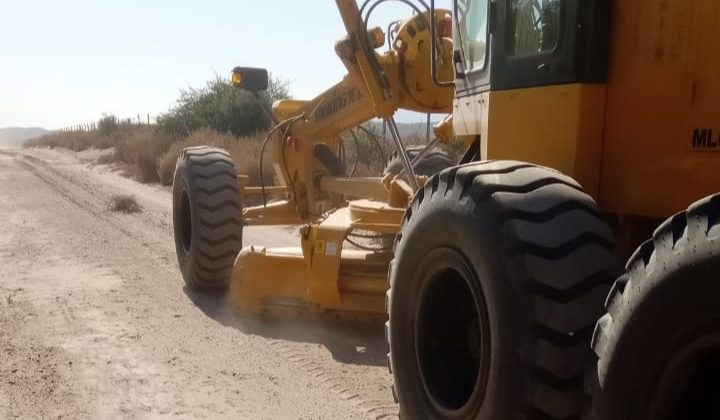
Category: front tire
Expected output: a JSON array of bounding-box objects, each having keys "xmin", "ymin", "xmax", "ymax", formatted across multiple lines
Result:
[
  {"xmin": 387, "ymin": 161, "xmax": 621, "ymax": 419},
  {"xmin": 172, "ymin": 146, "xmax": 243, "ymax": 290},
  {"xmin": 591, "ymin": 194, "xmax": 720, "ymax": 420}
]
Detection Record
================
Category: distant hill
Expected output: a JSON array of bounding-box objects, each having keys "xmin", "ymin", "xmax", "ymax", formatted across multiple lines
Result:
[
  {"xmin": 366, "ymin": 120, "xmax": 434, "ymax": 141},
  {"xmin": 0, "ymin": 127, "xmax": 49, "ymax": 148}
]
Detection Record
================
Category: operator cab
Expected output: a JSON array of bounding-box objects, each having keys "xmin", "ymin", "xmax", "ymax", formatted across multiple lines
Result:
[
  {"xmin": 452, "ymin": 0, "xmax": 610, "ymax": 95},
  {"xmin": 450, "ymin": 0, "xmax": 611, "ymax": 200}
]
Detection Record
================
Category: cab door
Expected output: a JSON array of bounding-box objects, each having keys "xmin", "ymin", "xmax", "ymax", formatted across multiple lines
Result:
[{"xmin": 453, "ymin": 0, "xmax": 491, "ymax": 136}]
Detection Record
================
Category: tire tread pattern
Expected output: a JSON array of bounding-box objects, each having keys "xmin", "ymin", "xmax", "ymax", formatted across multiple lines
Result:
[
  {"xmin": 591, "ymin": 193, "xmax": 720, "ymax": 418},
  {"xmin": 388, "ymin": 161, "xmax": 621, "ymax": 419},
  {"xmin": 174, "ymin": 147, "xmax": 243, "ymax": 290},
  {"xmin": 383, "ymin": 145, "xmax": 454, "ymax": 177}
]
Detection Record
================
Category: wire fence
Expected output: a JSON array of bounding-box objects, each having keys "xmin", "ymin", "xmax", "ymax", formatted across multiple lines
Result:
[{"xmin": 59, "ymin": 114, "xmax": 156, "ymax": 132}]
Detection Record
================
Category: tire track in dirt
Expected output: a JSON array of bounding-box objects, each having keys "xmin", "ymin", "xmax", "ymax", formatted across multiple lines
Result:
[
  {"xmin": 267, "ymin": 338, "xmax": 399, "ymax": 420},
  {"xmin": 0, "ymin": 284, "xmax": 88, "ymax": 419},
  {"xmin": 15, "ymin": 154, "xmax": 143, "ymax": 242},
  {"xmin": 1, "ymin": 148, "xmax": 397, "ymax": 419}
]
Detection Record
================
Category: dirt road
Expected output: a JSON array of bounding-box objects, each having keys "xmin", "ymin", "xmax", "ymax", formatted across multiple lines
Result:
[{"xmin": 0, "ymin": 148, "xmax": 397, "ymax": 419}]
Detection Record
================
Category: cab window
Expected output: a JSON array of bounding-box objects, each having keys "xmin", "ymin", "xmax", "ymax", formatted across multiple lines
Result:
[{"xmin": 506, "ymin": 0, "xmax": 562, "ymax": 57}]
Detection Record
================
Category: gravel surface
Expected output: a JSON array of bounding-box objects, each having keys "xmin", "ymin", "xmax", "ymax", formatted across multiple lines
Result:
[{"xmin": 0, "ymin": 148, "xmax": 397, "ymax": 420}]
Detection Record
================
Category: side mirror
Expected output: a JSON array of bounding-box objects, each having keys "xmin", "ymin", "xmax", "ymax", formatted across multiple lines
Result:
[{"xmin": 231, "ymin": 67, "xmax": 269, "ymax": 93}]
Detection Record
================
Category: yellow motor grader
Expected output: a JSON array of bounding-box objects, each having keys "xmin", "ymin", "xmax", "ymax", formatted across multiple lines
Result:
[{"xmin": 172, "ymin": 0, "xmax": 720, "ymax": 418}]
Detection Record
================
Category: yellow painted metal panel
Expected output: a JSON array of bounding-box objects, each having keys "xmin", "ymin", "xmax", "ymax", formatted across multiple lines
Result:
[
  {"xmin": 600, "ymin": 0, "xmax": 720, "ymax": 217},
  {"xmin": 485, "ymin": 84, "xmax": 607, "ymax": 198}
]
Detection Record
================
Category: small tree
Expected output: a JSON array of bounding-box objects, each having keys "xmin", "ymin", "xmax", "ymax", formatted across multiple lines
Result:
[
  {"xmin": 97, "ymin": 114, "xmax": 118, "ymax": 136},
  {"xmin": 158, "ymin": 74, "xmax": 290, "ymax": 138}
]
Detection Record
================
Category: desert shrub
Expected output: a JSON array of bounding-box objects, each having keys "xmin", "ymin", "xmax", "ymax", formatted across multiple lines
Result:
[
  {"xmin": 109, "ymin": 194, "xmax": 142, "ymax": 213},
  {"xmin": 156, "ymin": 129, "xmax": 273, "ymax": 187},
  {"xmin": 25, "ymin": 130, "xmax": 113, "ymax": 151},
  {"xmin": 97, "ymin": 114, "xmax": 119, "ymax": 136},
  {"xmin": 157, "ymin": 75, "xmax": 289, "ymax": 139},
  {"xmin": 111, "ymin": 127, "xmax": 173, "ymax": 183},
  {"xmin": 27, "ymin": 73, "xmax": 292, "ymax": 186}
]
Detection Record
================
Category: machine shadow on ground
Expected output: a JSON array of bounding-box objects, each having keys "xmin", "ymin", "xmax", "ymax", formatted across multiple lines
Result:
[{"xmin": 183, "ymin": 287, "xmax": 388, "ymax": 368}]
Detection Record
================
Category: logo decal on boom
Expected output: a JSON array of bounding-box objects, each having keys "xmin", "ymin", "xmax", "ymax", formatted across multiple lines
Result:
[{"xmin": 313, "ymin": 88, "xmax": 361, "ymax": 122}]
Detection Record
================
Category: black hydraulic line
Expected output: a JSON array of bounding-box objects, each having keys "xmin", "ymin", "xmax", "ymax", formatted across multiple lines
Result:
[
  {"xmin": 345, "ymin": 236, "xmax": 393, "ymax": 252},
  {"xmin": 358, "ymin": 0, "xmax": 431, "ymax": 100},
  {"xmin": 258, "ymin": 115, "xmax": 303, "ymax": 207},
  {"xmin": 360, "ymin": 0, "xmax": 430, "ymax": 17},
  {"xmin": 362, "ymin": 0, "xmax": 431, "ymax": 39},
  {"xmin": 339, "ymin": 137, "xmax": 347, "ymax": 171},
  {"xmin": 362, "ymin": 0, "xmax": 453, "ymax": 88},
  {"xmin": 348, "ymin": 230, "xmax": 393, "ymax": 239},
  {"xmin": 357, "ymin": 1, "xmax": 395, "ymax": 96},
  {"xmin": 362, "ymin": 0, "xmax": 454, "ymax": 93},
  {"xmin": 349, "ymin": 130, "xmax": 361, "ymax": 177},
  {"xmin": 387, "ymin": 20, "xmax": 401, "ymax": 51}
]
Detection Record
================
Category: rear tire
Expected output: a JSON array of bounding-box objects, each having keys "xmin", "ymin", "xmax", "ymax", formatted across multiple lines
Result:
[
  {"xmin": 381, "ymin": 145, "xmax": 453, "ymax": 248},
  {"xmin": 387, "ymin": 161, "xmax": 621, "ymax": 419},
  {"xmin": 590, "ymin": 194, "xmax": 720, "ymax": 420},
  {"xmin": 172, "ymin": 146, "xmax": 243, "ymax": 290},
  {"xmin": 383, "ymin": 145, "xmax": 453, "ymax": 178}
]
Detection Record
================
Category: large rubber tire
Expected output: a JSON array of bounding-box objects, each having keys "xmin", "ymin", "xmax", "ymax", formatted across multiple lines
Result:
[
  {"xmin": 383, "ymin": 145, "xmax": 453, "ymax": 177},
  {"xmin": 590, "ymin": 194, "xmax": 720, "ymax": 420},
  {"xmin": 172, "ymin": 146, "xmax": 243, "ymax": 290},
  {"xmin": 387, "ymin": 161, "xmax": 621, "ymax": 419}
]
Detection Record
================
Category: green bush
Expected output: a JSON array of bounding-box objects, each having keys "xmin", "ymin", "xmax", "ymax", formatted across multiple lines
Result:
[
  {"xmin": 157, "ymin": 74, "xmax": 289, "ymax": 138},
  {"xmin": 97, "ymin": 114, "xmax": 119, "ymax": 136}
]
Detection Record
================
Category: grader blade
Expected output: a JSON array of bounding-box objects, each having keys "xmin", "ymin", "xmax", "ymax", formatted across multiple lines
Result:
[
  {"xmin": 230, "ymin": 246, "xmax": 390, "ymax": 317},
  {"xmin": 230, "ymin": 202, "xmax": 400, "ymax": 318}
]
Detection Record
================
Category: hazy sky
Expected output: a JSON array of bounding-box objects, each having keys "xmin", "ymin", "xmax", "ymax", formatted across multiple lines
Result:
[{"xmin": 1, "ymin": 0, "xmax": 451, "ymax": 129}]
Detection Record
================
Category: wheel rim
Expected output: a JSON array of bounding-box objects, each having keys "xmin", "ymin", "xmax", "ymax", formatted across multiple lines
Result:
[
  {"xmin": 414, "ymin": 247, "xmax": 490, "ymax": 418},
  {"xmin": 653, "ymin": 330, "xmax": 720, "ymax": 420},
  {"xmin": 179, "ymin": 189, "xmax": 192, "ymax": 252}
]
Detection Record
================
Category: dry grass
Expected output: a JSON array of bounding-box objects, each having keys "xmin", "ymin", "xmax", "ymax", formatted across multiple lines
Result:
[
  {"xmin": 112, "ymin": 128, "xmax": 173, "ymax": 183},
  {"xmin": 25, "ymin": 130, "xmax": 116, "ymax": 151},
  {"xmin": 156, "ymin": 129, "xmax": 273, "ymax": 186},
  {"xmin": 26, "ymin": 126, "xmax": 273, "ymax": 187},
  {"xmin": 109, "ymin": 194, "xmax": 142, "ymax": 213},
  {"xmin": 27, "ymin": 126, "xmax": 173, "ymax": 183},
  {"xmin": 24, "ymin": 123, "xmax": 454, "ymax": 190}
]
